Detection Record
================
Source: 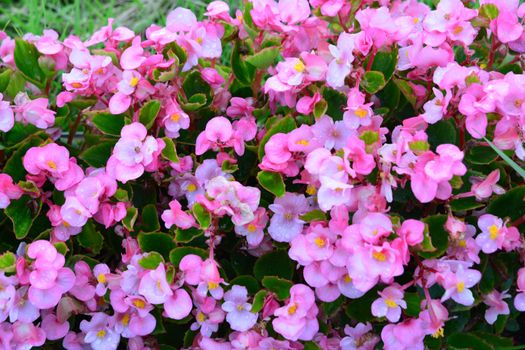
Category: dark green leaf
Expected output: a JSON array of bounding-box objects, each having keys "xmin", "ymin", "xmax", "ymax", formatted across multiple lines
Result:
[
  {"xmin": 141, "ymin": 204, "xmax": 160, "ymax": 233},
  {"xmin": 175, "ymin": 227, "xmax": 204, "ymax": 243},
  {"xmin": 245, "ymin": 47, "xmax": 280, "ymax": 69},
  {"xmin": 447, "ymin": 333, "xmax": 494, "ymax": 350},
  {"xmin": 139, "ymin": 252, "xmax": 164, "ymax": 269},
  {"xmin": 230, "ymin": 275, "xmax": 260, "ymax": 294},
  {"xmin": 161, "ymin": 137, "xmax": 179, "ymax": 163},
  {"xmin": 487, "ymin": 185, "xmax": 525, "ymax": 221},
  {"xmin": 139, "ymin": 100, "xmax": 161, "ymax": 129},
  {"xmin": 427, "ymin": 119, "xmax": 457, "ymax": 149},
  {"xmin": 299, "ymin": 210, "xmax": 327, "ymax": 222},
  {"xmin": 169, "ymin": 247, "xmax": 208, "ymax": 266},
  {"xmin": 257, "ymin": 171, "xmax": 285, "ymax": 197},
  {"xmin": 418, "ymin": 215, "xmax": 449, "ymax": 259},
  {"xmin": 122, "ymin": 207, "xmax": 138, "ymax": 232},
  {"xmin": 5, "ymin": 195, "xmax": 42, "ymax": 239},
  {"xmin": 14, "ymin": 39, "xmax": 45, "ymax": 84},
  {"xmin": 79, "ymin": 141, "xmax": 115, "ymax": 168},
  {"xmin": 261, "ymin": 276, "xmax": 292, "ymax": 300},
  {"xmin": 192, "ymin": 203, "xmax": 211, "ymax": 229},
  {"xmin": 0, "ymin": 69, "xmax": 12, "ymax": 92},
  {"xmin": 254, "ymin": 250, "xmax": 295, "ymax": 280},
  {"xmin": 138, "ymin": 232, "xmax": 176, "ymax": 259},
  {"xmin": 91, "ymin": 112, "xmax": 126, "ymax": 136},
  {"xmin": 251, "ymin": 290, "xmax": 268, "ymax": 313},
  {"xmin": 466, "ymin": 146, "xmax": 498, "ymax": 165},
  {"xmin": 77, "ymin": 220, "xmax": 104, "ymax": 254},
  {"xmin": 450, "ymin": 197, "xmax": 485, "ymax": 212},
  {"xmin": 360, "ymin": 71, "xmax": 386, "ymax": 94}
]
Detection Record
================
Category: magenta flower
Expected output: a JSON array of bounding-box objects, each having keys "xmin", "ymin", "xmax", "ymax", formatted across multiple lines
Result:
[
  {"xmin": 161, "ymin": 199, "xmax": 195, "ymax": 230},
  {"xmin": 0, "ymin": 93, "xmax": 14, "ymax": 132},
  {"xmin": 440, "ymin": 265, "xmax": 481, "ymax": 306},
  {"xmin": 0, "ymin": 174, "xmax": 22, "ymax": 209},
  {"xmin": 475, "ymin": 214, "xmax": 505, "ymax": 254},
  {"xmin": 483, "ymin": 290, "xmax": 510, "ymax": 325}
]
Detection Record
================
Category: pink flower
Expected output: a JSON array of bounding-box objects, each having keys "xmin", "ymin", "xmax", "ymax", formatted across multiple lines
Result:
[
  {"xmin": 108, "ymin": 70, "xmax": 145, "ymax": 114},
  {"xmin": 80, "ymin": 313, "xmax": 120, "ymax": 350},
  {"xmin": 381, "ymin": 318, "xmax": 425, "ymax": 350},
  {"xmin": 12, "ymin": 321, "xmax": 46, "ymax": 348},
  {"xmin": 371, "ymin": 284, "xmax": 406, "ymax": 322},
  {"xmin": 196, "ymin": 116, "xmax": 233, "ymax": 155},
  {"xmin": 340, "ymin": 323, "xmax": 379, "ymax": 350},
  {"xmin": 164, "ymin": 288, "xmax": 193, "ymax": 320},
  {"xmin": 278, "ymin": 0, "xmax": 310, "ymax": 24},
  {"xmin": 268, "ymin": 193, "xmax": 309, "ymax": 242},
  {"xmin": 13, "ymin": 93, "xmax": 55, "ymax": 129},
  {"xmin": 421, "ymin": 88, "xmax": 451, "ymax": 124},
  {"xmin": 440, "ymin": 265, "xmax": 481, "ymax": 306},
  {"xmin": 161, "ymin": 199, "xmax": 195, "ymax": 230},
  {"xmin": 475, "ymin": 214, "xmax": 506, "ymax": 254},
  {"xmin": 327, "ymin": 33, "xmax": 355, "ymax": 88},
  {"xmin": 0, "ymin": 174, "xmax": 22, "ymax": 209},
  {"xmin": 221, "ymin": 285, "xmax": 258, "ymax": 331},
  {"xmin": 106, "ymin": 122, "xmax": 163, "ymax": 183},
  {"xmin": 0, "ymin": 93, "xmax": 14, "ymax": 132},
  {"xmin": 483, "ymin": 290, "xmax": 510, "ymax": 325},
  {"xmin": 514, "ymin": 268, "xmax": 525, "ymax": 311},
  {"xmin": 272, "ymin": 284, "xmax": 319, "ymax": 341},
  {"xmin": 138, "ymin": 263, "xmax": 173, "ymax": 305},
  {"xmin": 162, "ymin": 100, "xmax": 190, "ymax": 138},
  {"xmin": 234, "ymin": 207, "xmax": 268, "ymax": 247},
  {"xmin": 470, "ymin": 170, "xmax": 505, "ymax": 200}
]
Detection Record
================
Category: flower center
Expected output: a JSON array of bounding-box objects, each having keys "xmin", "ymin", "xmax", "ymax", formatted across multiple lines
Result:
[
  {"xmin": 515, "ymin": 99, "xmax": 523, "ymax": 108},
  {"xmin": 97, "ymin": 273, "xmax": 106, "ymax": 284},
  {"xmin": 247, "ymin": 223, "xmax": 257, "ymax": 232},
  {"xmin": 432, "ymin": 327, "xmax": 444, "ymax": 338},
  {"xmin": 294, "ymin": 60, "xmax": 306, "ymax": 73},
  {"xmin": 385, "ymin": 299, "xmax": 397, "ymax": 308},
  {"xmin": 130, "ymin": 77, "xmax": 139, "ymax": 87},
  {"xmin": 208, "ymin": 281, "xmax": 218, "ymax": 290},
  {"xmin": 344, "ymin": 274, "xmax": 352, "ymax": 283},
  {"xmin": 456, "ymin": 281, "xmax": 465, "ymax": 293},
  {"xmin": 296, "ymin": 139, "xmax": 309, "ymax": 146},
  {"xmin": 453, "ymin": 26, "xmax": 463, "ymax": 35},
  {"xmin": 187, "ymin": 183, "xmax": 197, "ymax": 192},
  {"xmin": 288, "ymin": 303, "xmax": 297, "ymax": 315},
  {"xmin": 96, "ymin": 330, "xmax": 106, "ymax": 338},
  {"xmin": 488, "ymin": 225, "xmax": 499, "ymax": 240},
  {"xmin": 132, "ymin": 299, "xmax": 146, "ymax": 309},
  {"xmin": 306, "ymin": 185, "xmax": 317, "ymax": 195},
  {"xmin": 458, "ymin": 239, "xmax": 466, "ymax": 248},
  {"xmin": 121, "ymin": 314, "xmax": 130, "ymax": 326},
  {"xmin": 71, "ymin": 82, "xmax": 83, "ymax": 89},
  {"xmin": 355, "ymin": 108, "xmax": 367, "ymax": 118},
  {"xmin": 197, "ymin": 311, "xmax": 206, "ymax": 323},
  {"xmin": 372, "ymin": 251, "xmax": 386, "ymax": 261},
  {"xmin": 170, "ymin": 113, "xmax": 181, "ymax": 122},
  {"xmin": 314, "ymin": 237, "xmax": 326, "ymax": 248},
  {"xmin": 46, "ymin": 160, "xmax": 57, "ymax": 170}
]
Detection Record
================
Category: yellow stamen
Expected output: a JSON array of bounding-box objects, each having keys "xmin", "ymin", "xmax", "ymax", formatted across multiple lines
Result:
[
  {"xmin": 208, "ymin": 281, "xmax": 218, "ymax": 290},
  {"xmin": 46, "ymin": 160, "xmax": 57, "ymax": 170},
  {"xmin": 187, "ymin": 183, "xmax": 197, "ymax": 192},
  {"xmin": 63, "ymin": 221, "xmax": 71, "ymax": 228},
  {"xmin": 130, "ymin": 77, "xmax": 139, "ymax": 87},
  {"xmin": 96, "ymin": 330, "xmax": 106, "ymax": 338},
  {"xmin": 296, "ymin": 139, "xmax": 309, "ymax": 146},
  {"xmin": 197, "ymin": 312, "xmax": 206, "ymax": 323},
  {"xmin": 344, "ymin": 274, "xmax": 352, "ymax": 283},
  {"xmin": 237, "ymin": 304, "xmax": 244, "ymax": 311},
  {"xmin": 432, "ymin": 327, "xmax": 444, "ymax": 338},
  {"xmin": 170, "ymin": 113, "xmax": 181, "ymax": 122},
  {"xmin": 306, "ymin": 185, "xmax": 317, "ymax": 195},
  {"xmin": 372, "ymin": 251, "xmax": 386, "ymax": 261},
  {"xmin": 288, "ymin": 303, "xmax": 297, "ymax": 315},
  {"xmin": 71, "ymin": 82, "xmax": 83, "ymax": 89},
  {"xmin": 456, "ymin": 281, "xmax": 465, "ymax": 293},
  {"xmin": 314, "ymin": 237, "xmax": 326, "ymax": 248},
  {"xmin": 97, "ymin": 273, "xmax": 106, "ymax": 284},
  {"xmin": 284, "ymin": 213, "xmax": 293, "ymax": 220},
  {"xmin": 121, "ymin": 314, "xmax": 130, "ymax": 326},
  {"xmin": 294, "ymin": 60, "xmax": 305, "ymax": 73},
  {"xmin": 247, "ymin": 223, "xmax": 257, "ymax": 232},
  {"xmin": 453, "ymin": 26, "xmax": 463, "ymax": 35},
  {"xmin": 385, "ymin": 299, "xmax": 397, "ymax": 308},
  {"xmin": 488, "ymin": 225, "xmax": 499, "ymax": 240},
  {"xmin": 458, "ymin": 239, "xmax": 467, "ymax": 248},
  {"xmin": 132, "ymin": 299, "xmax": 146, "ymax": 309},
  {"xmin": 515, "ymin": 99, "xmax": 523, "ymax": 108},
  {"xmin": 413, "ymin": 17, "xmax": 420, "ymax": 24},
  {"xmin": 355, "ymin": 108, "xmax": 367, "ymax": 118},
  {"xmin": 196, "ymin": 37, "xmax": 203, "ymax": 44}
]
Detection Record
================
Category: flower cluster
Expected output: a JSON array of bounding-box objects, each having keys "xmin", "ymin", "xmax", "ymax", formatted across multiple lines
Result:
[{"xmin": 0, "ymin": 0, "xmax": 524, "ymax": 349}]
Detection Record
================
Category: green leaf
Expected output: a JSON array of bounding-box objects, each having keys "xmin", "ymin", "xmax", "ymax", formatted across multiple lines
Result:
[
  {"xmin": 169, "ymin": 247, "xmax": 208, "ymax": 266},
  {"xmin": 5, "ymin": 195, "xmax": 42, "ymax": 239},
  {"xmin": 175, "ymin": 227, "xmax": 204, "ymax": 243},
  {"xmin": 487, "ymin": 185, "xmax": 525, "ymax": 221},
  {"xmin": 14, "ymin": 39, "xmax": 45, "ymax": 85},
  {"xmin": 3, "ymin": 137, "xmax": 43, "ymax": 181},
  {"xmin": 77, "ymin": 220, "xmax": 104, "ymax": 254},
  {"xmin": 404, "ymin": 292, "xmax": 422, "ymax": 317},
  {"xmin": 393, "ymin": 78, "xmax": 417, "ymax": 108},
  {"xmin": 79, "ymin": 141, "xmax": 115, "ymax": 168},
  {"xmin": 182, "ymin": 71, "xmax": 212, "ymax": 106},
  {"xmin": 371, "ymin": 47, "xmax": 398, "ymax": 81},
  {"xmin": 479, "ymin": 4, "xmax": 499, "ymax": 20},
  {"xmin": 123, "ymin": 207, "xmax": 138, "ymax": 232},
  {"xmin": 0, "ymin": 69, "xmax": 12, "ymax": 92},
  {"xmin": 261, "ymin": 276, "xmax": 292, "ymax": 300},
  {"xmin": 192, "ymin": 203, "xmax": 211, "ymax": 229},
  {"xmin": 450, "ymin": 197, "xmax": 485, "ymax": 212},
  {"xmin": 258, "ymin": 116, "xmax": 296, "ymax": 160},
  {"xmin": 245, "ymin": 47, "xmax": 280, "ymax": 69},
  {"xmin": 484, "ymin": 137, "xmax": 525, "ymax": 179},
  {"xmin": 427, "ymin": 119, "xmax": 457, "ymax": 149},
  {"xmin": 54, "ymin": 242, "xmax": 69, "ymax": 256},
  {"xmin": 466, "ymin": 146, "xmax": 498, "ymax": 165},
  {"xmin": 161, "ymin": 137, "xmax": 179, "ymax": 163},
  {"xmin": 447, "ymin": 333, "xmax": 494, "ymax": 350},
  {"xmin": 0, "ymin": 252, "xmax": 16, "ymax": 273},
  {"xmin": 141, "ymin": 204, "xmax": 160, "ymax": 233},
  {"xmin": 253, "ymin": 250, "xmax": 295, "ymax": 281},
  {"xmin": 344, "ymin": 289, "xmax": 375, "ymax": 322},
  {"xmin": 251, "ymin": 290, "xmax": 268, "ymax": 313},
  {"xmin": 322, "ymin": 88, "xmax": 347, "ymax": 120},
  {"xmin": 139, "ymin": 252, "xmax": 164, "ymax": 269},
  {"xmin": 138, "ymin": 232, "xmax": 176, "ymax": 259},
  {"xmin": 360, "ymin": 71, "xmax": 386, "ymax": 94},
  {"xmin": 139, "ymin": 100, "xmax": 161, "ymax": 129},
  {"xmin": 181, "ymin": 93, "xmax": 207, "ymax": 111},
  {"xmin": 313, "ymin": 99, "xmax": 328, "ymax": 119},
  {"xmin": 418, "ymin": 215, "xmax": 449, "ymax": 259},
  {"xmin": 91, "ymin": 112, "xmax": 126, "ymax": 136},
  {"xmin": 231, "ymin": 41, "xmax": 256, "ymax": 86},
  {"xmin": 230, "ymin": 275, "xmax": 260, "ymax": 294},
  {"xmin": 303, "ymin": 342, "xmax": 322, "ymax": 350},
  {"xmin": 257, "ymin": 171, "xmax": 285, "ymax": 197},
  {"xmin": 299, "ymin": 210, "xmax": 327, "ymax": 222}
]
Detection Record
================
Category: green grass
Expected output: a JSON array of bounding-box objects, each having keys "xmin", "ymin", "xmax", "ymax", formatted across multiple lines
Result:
[{"xmin": 0, "ymin": 0, "xmax": 240, "ymax": 39}]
